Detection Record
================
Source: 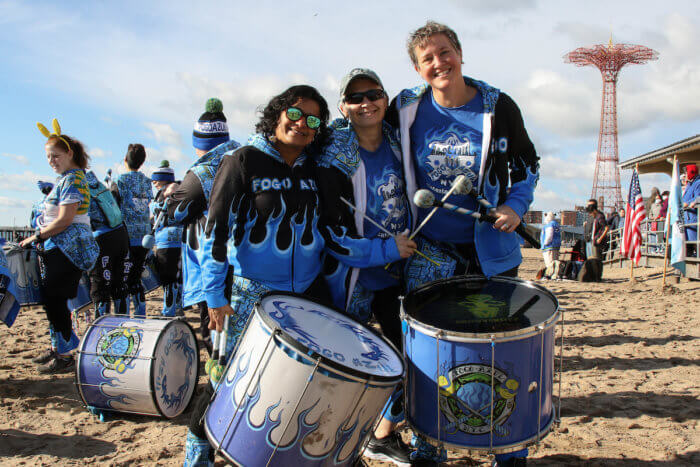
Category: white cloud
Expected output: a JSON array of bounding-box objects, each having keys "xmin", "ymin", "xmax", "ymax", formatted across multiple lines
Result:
[
  {"xmin": 518, "ymin": 70, "xmax": 600, "ymax": 138},
  {"xmin": 89, "ymin": 147, "xmax": 111, "ymax": 159},
  {"xmin": 145, "ymin": 145, "xmax": 188, "ymax": 166},
  {"xmin": 0, "ymin": 170, "xmax": 49, "ymax": 192},
  {"xmin": 539, "ymin": 152, "xmax": 597, "ymax": 181},
  {"xmin": 0, "ymin": 196, "xmax": 32, "ymax": 208},
  {"xmin": 1, "ymin": 152, "xmax": 30, "ymax": 165},
  {"xmin": 144, "ymin": 122, "xmax": 183, "ymax": 148}
]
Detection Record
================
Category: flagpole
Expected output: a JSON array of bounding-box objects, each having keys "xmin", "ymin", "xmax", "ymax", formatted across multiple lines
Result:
[
  {"xmin": 661, "ymin": 156, "xmax": 676, "ymax": 288},
  {"xmin": 629, "ymin": 164, "xmax": 639, "ymax": 281}
]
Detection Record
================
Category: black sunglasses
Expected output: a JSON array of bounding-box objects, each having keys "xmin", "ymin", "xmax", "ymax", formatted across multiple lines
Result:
[{"xmin": 344, "ymin": 89, "xmax": 386, "ymax": 105}]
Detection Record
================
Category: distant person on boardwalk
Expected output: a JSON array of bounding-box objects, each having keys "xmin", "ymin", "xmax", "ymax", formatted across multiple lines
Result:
[
  {"xmin": 682, "ymin": 164, "xmax": 699, "ymax": 256},
  {"xmin": 584, "ymin": 198, "xmax": 608, "ymax": 260},
  {"xmin": 540, "ymin": 211, "xmax": 561, "ymax": 271}
]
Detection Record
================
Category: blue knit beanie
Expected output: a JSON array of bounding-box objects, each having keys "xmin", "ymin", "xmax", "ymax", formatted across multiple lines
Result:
[
  {"xmin": 193, "ymin": 98, "xmax": 230, "ymax": 151},
  {"xmin": 151, "ymin": 160, "xmax": 175, "ymax": 182}
]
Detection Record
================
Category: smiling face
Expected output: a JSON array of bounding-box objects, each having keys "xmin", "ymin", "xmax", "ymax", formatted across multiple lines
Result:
[
  {"xmin": 45, "ymin": 141, "xmax": 76, "ymax": 174},
  {"xmin": 273, "ymin": 97, "xmax": 320, "ymax": 152},
  {"xmin": 413, "ymin": 33, "xmax": 463, "ymax": 91},
  {"xmin": 340, "ymin": 78, "xmax": 388, "ymax": 131}
]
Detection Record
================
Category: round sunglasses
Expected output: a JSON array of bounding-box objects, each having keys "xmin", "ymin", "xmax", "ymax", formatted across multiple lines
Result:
[
  {"xmin": 343, "ymin": 88, "xmax": 386, "ymax": 105},
  {"xmin": 286, "ymin": 107, "xmax": 321, "ymax": 130}
]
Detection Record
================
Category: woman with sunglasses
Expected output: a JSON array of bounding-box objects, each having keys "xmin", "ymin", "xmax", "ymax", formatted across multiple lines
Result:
[
  {"xmin": 317, "ymin": 68, "xmax": 413, "ymax": 466},
  {"xmin": 19, "ymin": 120, "xmax": 99, "ymax": 373},
  {"xmin": 183, "ymin": 85, "xmax": 415, "ymax": 465}
]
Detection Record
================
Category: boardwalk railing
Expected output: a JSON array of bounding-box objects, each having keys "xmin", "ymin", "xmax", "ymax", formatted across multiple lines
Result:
[{"xmin": 604, "ymin": 206, "xmax": 699, "ymax": 278}]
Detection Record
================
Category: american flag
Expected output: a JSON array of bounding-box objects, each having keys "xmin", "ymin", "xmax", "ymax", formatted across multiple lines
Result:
[{"xmin": 620, "ymin": 168, "xmax": 645, "ymax": 264}]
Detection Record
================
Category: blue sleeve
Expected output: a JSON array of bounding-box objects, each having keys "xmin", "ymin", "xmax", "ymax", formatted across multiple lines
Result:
[
  {"xmin": 323, "ymin": 226, "xmax": 401, "ymax": 267},
  {"xmin": 201, "ymin": 155, "xmax": 242, "ymax": 309}
]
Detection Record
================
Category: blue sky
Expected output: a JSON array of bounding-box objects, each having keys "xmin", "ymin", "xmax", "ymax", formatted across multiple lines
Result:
[{"xmin": 1, "ymin": 0, "xmax": 698, "ymax": 225}]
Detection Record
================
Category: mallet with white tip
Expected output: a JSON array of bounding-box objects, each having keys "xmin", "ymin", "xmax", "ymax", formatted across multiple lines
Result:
[
  {"xmin": 413, "ymin": 189, "xmax": 541, "ymax": 248},
  {"xmin": 410, "ymin": 175, "xmax": 468, "ymax": 240}
]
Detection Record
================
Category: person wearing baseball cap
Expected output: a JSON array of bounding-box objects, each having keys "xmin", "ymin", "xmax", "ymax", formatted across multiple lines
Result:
[{"xmin": 317, "ymin": 67, "xmax": 414, "ymax": 466}]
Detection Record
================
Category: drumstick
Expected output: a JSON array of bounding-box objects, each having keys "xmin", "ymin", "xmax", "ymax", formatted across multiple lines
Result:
[
  {"xmin": 211, "ymin": 316, "xmax": 229, "ymax": 383},
  {"xmin": 339, "ymin": 197, "xmax": 439, "ymax": 267},
  {"xmin": 409, "ymin": 175, "xmax": 467, "ymax": 241},
  {"xmin": 413, "ymin": 189, "xmax": 542, "ymax": 249},
  {"xmin": 206, "ymin": 329, "xmax": 221, "ymax": 376}
]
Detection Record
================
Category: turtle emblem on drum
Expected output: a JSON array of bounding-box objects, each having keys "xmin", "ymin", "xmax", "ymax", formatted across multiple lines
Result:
[
  {"xmin": 438, "ymin": 363, "xmax": 519, "ymax": 436},
  {"xmin": 457, "ymin": 294, "xmax": 507, "ymax": 319},
  {"xmin": 97, "ymin": 327, "xmax": 142, "ymax": 374}
]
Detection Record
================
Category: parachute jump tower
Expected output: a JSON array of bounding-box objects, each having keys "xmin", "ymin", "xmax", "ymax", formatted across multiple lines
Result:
[{"xmin": 564, "ymin": 38, "xmax": 658, "ymax": 212}]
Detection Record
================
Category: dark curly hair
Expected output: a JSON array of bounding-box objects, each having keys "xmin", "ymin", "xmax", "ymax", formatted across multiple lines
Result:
[
  {"xmin": 255, "ymin": 85, "xmax": 330, "ymax": 156},
  {"xmin": 46, "ymin": 134, "xmax": 90, "ymax": 169}
]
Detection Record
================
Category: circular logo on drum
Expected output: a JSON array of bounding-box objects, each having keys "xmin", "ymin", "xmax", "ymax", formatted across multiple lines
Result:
[
  {"xmin": 97, "ymin": 328, "xmax": 141, "ymax": 374},
  {"xmin": 438, "ymin": 364, "xmax": 518, "ymax": 436}
]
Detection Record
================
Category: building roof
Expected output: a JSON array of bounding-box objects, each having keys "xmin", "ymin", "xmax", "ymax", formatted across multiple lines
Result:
[{"xmin": 619, "ymin": 134, "xmax": 700, "ymax": 175}]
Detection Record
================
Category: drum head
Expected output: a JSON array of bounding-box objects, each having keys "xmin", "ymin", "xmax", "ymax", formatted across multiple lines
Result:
[
  {"xmin": 258, "ymin": 294, "xmax": 403, "ymax": 381},
  {"xmin": 403, "ymin": 275, "xmax": 558, "ymax": 334}
]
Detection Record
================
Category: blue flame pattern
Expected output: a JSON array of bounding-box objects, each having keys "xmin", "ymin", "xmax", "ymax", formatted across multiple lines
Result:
[{"xmin": 155, "ymin": 328, "xmax": 196, "ymax": 412}]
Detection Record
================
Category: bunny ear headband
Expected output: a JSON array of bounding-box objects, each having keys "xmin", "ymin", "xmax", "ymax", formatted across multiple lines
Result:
[{"xmin": 37, "ymin": 118, "xmax": 71, "ymax": 151}]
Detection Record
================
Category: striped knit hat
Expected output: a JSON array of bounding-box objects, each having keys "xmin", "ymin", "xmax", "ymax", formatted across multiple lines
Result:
[
  {"xmin": 151, "ymin": 160, "xmax": 175, "ymax": 182},
  {"xmin": 192, "ymin": 98, "xmax": 230, "ymax": 151}
]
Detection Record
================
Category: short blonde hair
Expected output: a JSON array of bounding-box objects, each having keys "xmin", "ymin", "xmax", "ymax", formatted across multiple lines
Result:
[{"xmin": 407, "ymin": 21, "xmax": 462, "ymax": 66}]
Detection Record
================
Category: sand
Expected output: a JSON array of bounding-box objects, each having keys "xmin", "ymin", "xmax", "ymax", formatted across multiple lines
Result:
[{"xmin": 1, "ymin": 248, "xmax": 698, "ymax": 466}]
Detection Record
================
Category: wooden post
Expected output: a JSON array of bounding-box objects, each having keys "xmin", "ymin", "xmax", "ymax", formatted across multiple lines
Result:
[{"xmin": 661, "ymin": 155, "xmax": 677, "ymax": 288}]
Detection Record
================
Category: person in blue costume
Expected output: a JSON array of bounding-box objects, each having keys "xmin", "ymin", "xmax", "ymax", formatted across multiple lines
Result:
[
  {"xmin": 682, "ymin": 164, "xmax": 699, "ymax": 256},
  {"xmin": 30, "ymin": 181, "xmax": 54, "ymax": 228},
  {"xmin": 149, "ymin": 161, "xmax": 183, "ymax": 317},
  {"xmin": 540, "ymin": 212, "xmax": 561, "ymax": 275},
  {"xmin": 113, "ymin": 143, "xmax": 152, "ymax": 316},
  {"xmin": 85, "ymin": 169, "xmax": 129, "ymax": 318},
  {"xmin": 165, "ymin": 97, "xmax": 239, "ymax": 351},
  {"xmin": 385, "ymin": 22, "xmax": 539, "ymax": 466},
  {"xmin": 182, "ymin": 85, "xmax": 415, "ymax": 466},
  {"xmin": 20, "ymin": 119, "xmax": 99, "ymax": 373},
  {"xmin": 317, "ymin": 68, "xmax": 413, "ymax": 466}
]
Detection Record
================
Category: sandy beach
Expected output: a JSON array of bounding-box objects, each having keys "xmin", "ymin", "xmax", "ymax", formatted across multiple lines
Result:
[{"xmin": 1, "ymin": 248, "xmax": 698, "ymax": 466}]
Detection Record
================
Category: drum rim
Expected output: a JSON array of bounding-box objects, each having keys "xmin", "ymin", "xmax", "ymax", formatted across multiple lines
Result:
[
  {"xmin": 150, "ymin": 318, "xmax": 201, "ymax": 418},
  {"xmin": 401, "ymin": 275, "xmax": 560, "ymax": 341},
  {"xmin": 404, "ymin": 412, "xmax": 555, "ymax": 454},
  {"xmin": 203, "ymin": 422, "xmax": 246, "ymax": 467},
  {"xmin": 256, "ymin": 291, "xmax": 405, "ymax": 383}
]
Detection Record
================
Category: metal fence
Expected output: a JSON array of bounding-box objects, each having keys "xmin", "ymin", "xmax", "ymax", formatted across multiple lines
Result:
[
  {"xmin": 604, "ymin": 206, "xmax": 699, "ymax": 264},
  {"xmin": 0, "ymin": 227, "xmax": 34, "ymax": 243}
]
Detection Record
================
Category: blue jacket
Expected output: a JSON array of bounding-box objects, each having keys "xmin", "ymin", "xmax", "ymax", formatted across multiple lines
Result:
[
  {"xmin": 389, "ymin": 76, "xmax": 539, "ymax": 277},
  {"xmin": 116, "ymin": 171, "xmax": 152, "ymax": 246},
  {"xmin": 317, "ymin": 119, "xmax": 409, "ymax": 310},
  {"xmin": 683, "ymin": 176, "xmax": 700, "ymax": 240},
  {"xmin": 201, "ymin": 135, "xmax": 401, "ymax": 309},
  {"xmin": 166, "ymin": 139, "xmax": 241, "ymax": 306},
  {"xmin": 540, "ymin": 220, "xmax": 561, "ymax": 250}
]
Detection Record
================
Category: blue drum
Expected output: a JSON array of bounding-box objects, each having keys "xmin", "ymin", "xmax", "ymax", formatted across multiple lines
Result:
[
  {"xmin": 402, "ymin": 276, "xmax": 561, "ymax": 453},
  {"xmin": 75, "ymin": 315, "xmax": 199, "ymax": 418},
  {"xmin": 204, "ymin": 293, "xmax": 404, "ymax": 466},
  {"xmin": 2, "ymin": 243, "xmax": 42, "ymax": 306}
]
